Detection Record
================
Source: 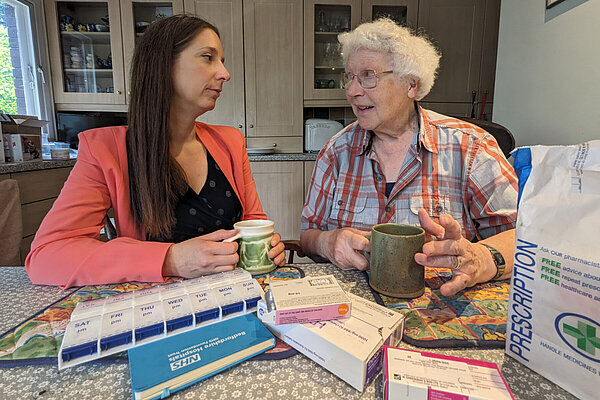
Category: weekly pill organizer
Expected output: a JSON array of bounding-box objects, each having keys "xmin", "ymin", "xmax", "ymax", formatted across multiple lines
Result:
[{"xmin": 58, "ymin": 269, "xmax": 265, "ymax": 369}]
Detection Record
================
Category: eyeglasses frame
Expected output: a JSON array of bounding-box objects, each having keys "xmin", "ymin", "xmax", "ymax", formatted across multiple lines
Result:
[{"xmin": 340, "ymin": 69, "xmax": 394, "ymax": 89}]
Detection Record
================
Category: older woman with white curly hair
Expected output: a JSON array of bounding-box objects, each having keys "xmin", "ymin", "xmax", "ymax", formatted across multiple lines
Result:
[{"xmin": 300, "ymin": 18, "xmax": 518, "ymax": 296}]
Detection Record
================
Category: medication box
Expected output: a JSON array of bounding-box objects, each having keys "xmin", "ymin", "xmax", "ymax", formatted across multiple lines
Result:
[
  {"xmin": 59, "ymin": 269, "xmax": 264, "ymax": 369},
  {"xmin": 257, "ymin": 274, "xmax": 351, "ymax": 325},
  {"xmin": 383, "ymin": 346, "xmax": 514, "ymax": 400},
  {"xmin": 261, "ymin": 292, "xmax": 404, "ymax": 391}
]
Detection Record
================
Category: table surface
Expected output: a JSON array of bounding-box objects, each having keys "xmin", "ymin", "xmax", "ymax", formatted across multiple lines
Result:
[{"xmin": 0, "ymin": 265, "xmax": 578, "ymax": 400}]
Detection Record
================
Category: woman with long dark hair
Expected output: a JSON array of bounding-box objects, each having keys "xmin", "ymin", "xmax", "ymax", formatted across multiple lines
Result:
[{"xmin": 26, "ymin": 15, "xmax": 286, "ymax": 288}]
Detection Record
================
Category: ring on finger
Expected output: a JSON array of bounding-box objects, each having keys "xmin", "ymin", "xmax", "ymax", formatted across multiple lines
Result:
[{"xmin": 454, "ymin": 256, "xmax": 463, "ymax": 271}]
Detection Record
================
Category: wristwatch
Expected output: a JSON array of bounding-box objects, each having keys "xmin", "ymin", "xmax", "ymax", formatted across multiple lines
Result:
[{"xmin": 481, "ymin": 244, "xmax": 506, "ymax": 280}]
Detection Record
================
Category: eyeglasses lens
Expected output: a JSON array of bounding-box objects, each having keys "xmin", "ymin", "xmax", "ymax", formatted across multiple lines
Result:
[{"xmin": 341, "ymin": 70, "xmax": 378, "ymax": 89}]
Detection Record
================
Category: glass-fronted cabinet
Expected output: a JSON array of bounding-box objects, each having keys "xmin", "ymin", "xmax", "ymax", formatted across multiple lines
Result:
[
  {"xmin": 121, "ymin": 1, "xmax": 183, "ymax": 99},
  {"xmin": 46, "ymin": 0, "xmax": 126, "ymax": 105},
  {"xmin": 46, "ymin": 0, "xmax": 183, "ymax": 109},
  {"xmin": 304, "ymin": 0, "xmax": 417, "ymax": 103},
  {"xmin": 304, "ymin": 0, "xmax": 360, "ymax": 102},
  {"xmin": 361, "ymin": 0, "xmax": 417, "ymax": 27}
]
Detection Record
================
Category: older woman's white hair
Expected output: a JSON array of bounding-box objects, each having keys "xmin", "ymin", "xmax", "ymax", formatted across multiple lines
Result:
[{"xmin": 338, "ymin": 18, "xmax": 440, "ymax": 100}]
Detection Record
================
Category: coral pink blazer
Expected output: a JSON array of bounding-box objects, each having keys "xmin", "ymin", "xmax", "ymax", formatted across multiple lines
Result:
[{"xmin": 26, "ymin": 123, "xmax": 266, "ymax": 288}]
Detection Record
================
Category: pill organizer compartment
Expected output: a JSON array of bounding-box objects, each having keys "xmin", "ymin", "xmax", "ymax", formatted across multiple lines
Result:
[
  {"xmin": 59, "ymin": 315, "xmax": 102, "ymax": 369},
  {"xmin": 70, "ymin": 297, "xmax": 106, "ymax": 320},
  {"xmin": 204, "ymin": 268, "xmax": 252, "ymax": 285},
  {"xmin": 104, "ymin": 292, "xmax": 134, "ymax": 313},
  {"xmin": 133, "ymin": 287, "xmax": 162, "ymax": 306},
  {"xmin": 236, "ymin": 280, "xmax": 264, "ymax": 310},
  {"xmin": 188, "ymin": 289, "xmax": 221, "ymax": 326},
  {"xmin": 159, "ymin": 281, "xmax": 187, "ymax": 299},
  {"xmin": 212, "ymin": 283, "xmax": 245, "ymax": 318},
  {"xmin": 183, "ymin": 277, "xmax": 211, "ymax": 293},
  {"xmin": 162, "ymin": 294, "xmax": 195, "ymax": 334},
  {"xmin": 100, "ymin": 308, "xmax": 133, "ymax": 353},
  {"xmin": 133, "ymin": 301, "xmax": 165, "ymax": 344}
]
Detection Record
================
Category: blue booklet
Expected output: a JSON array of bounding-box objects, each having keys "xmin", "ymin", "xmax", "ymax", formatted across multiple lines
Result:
[{"xmin": 128, "ymin": 313, "xmax": 275, "ymax": 400}]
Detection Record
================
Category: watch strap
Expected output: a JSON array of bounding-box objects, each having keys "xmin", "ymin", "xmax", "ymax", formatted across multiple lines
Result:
[{"xmin": 481, "ymin": 243, "xmax": 506, "ymax": 280}]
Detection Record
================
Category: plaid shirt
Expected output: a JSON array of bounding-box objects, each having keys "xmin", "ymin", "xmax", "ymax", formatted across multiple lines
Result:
[{"xmin": 301, "ymin": 106, "xmax": 518, "ymax": 241}]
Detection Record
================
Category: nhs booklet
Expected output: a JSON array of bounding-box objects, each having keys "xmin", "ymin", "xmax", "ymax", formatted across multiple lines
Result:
[{"xmin": 128, "ymin": 313, "xmax": 275, "ymax": 400}]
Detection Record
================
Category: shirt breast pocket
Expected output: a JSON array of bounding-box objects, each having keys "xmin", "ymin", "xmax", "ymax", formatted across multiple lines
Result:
[
  {"xmin": 409, "ymin": 194, "xmax": 463, "ymax": 225},
  {"xmin": 329, "ymin": 190, "xmax": 373, "ymax": 228}
]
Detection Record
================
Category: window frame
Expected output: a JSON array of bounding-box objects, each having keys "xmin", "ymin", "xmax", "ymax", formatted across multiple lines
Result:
[{"xmin": 3, "ymin": 0, "xmax": 56, "ymax": 139}]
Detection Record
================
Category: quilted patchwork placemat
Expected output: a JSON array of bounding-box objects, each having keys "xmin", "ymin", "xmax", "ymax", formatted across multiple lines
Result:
[
  {"xmin": 368, "ymin": 267, "xmax": 510, "ymax": 348},
  {"xmin": 0, "ymin": 266, "xmax": 303, "ymax": 367}
]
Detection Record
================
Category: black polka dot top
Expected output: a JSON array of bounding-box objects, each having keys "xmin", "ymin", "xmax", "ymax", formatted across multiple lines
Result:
[{"xmin": 152, "ymin": 151, "xmax": 242, "ymax": 243}]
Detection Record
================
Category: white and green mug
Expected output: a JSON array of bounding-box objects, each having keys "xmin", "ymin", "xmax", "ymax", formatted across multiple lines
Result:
[{"xmin": 224, "ymin": 220, "xmax": 276, "ymax": 275}]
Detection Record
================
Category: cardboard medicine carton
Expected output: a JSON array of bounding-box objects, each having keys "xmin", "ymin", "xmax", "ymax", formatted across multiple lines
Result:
[
  {"xmin": 261, "ymin": 292, "xmax": 404, "ymax": 392},
  {"xmin": 257, "ymin": 275, "xmax": 351, "ymax": 325},
  {"xmin": 383, "ymin": 346, "xmax": 514, "ymax": 400}
]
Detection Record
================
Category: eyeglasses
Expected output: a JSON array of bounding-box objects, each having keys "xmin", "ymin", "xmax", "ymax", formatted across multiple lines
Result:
[{"xmin": 340, "ymin": 70, "xmax": 394, "ymax": 89}]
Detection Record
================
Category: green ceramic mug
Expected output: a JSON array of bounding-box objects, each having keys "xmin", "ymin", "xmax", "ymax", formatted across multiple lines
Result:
[
  {"xmin": 224, "ymin": 220, "xmax": 276, "ymax": 275},
  {"xmin": 363, "ymin": 223, "xmax": 425, "ymax": 298}
]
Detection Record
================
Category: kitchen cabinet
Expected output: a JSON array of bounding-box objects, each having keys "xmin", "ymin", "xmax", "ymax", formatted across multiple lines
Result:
[
  {"xmin": 304, "ymin": 160, "xmax": 316, "ymax": 200},
  {"xmin": 187, "ymin": 0, "xmax": 303, "ymax": 153},
  {"xmin": 0, "ymin": 167, "xmax": 73, "ymax": 264},
  {"xmin": 120, "ymin": 1, "xmax": 185, "ymax": 102},
  {"xmin": 303, "ymin": 0, "xmax": 500, "ymax": 118},
  {"xmin": 46, "ymin": 0, "xmax": 183, "ymax": 111},
  {"xmin": 46, "ymin": 0, "xmax": 126, "ymax": 108},
  {"xmin": 250, "ymin": 161, "xmax": 304, "ymax": 240},
  {"xmin": 361, "ymin": 0, "xmax": 417, "ymax": 25},
  {"xmin": 418, "ymin": 0, "xmax": 500, "ymax": 118},
  {"xmin": 303, "ymin": 0, "xmax": 417, "ymax": 104}
]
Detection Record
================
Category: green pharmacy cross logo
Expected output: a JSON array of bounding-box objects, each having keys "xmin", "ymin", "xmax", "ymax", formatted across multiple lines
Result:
[{"xmin": 563, "ymin": 321, "xmax": 600, "ymax": 355}]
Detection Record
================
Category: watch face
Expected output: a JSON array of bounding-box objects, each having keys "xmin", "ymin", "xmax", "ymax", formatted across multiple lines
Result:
[
  {"xmin": 482, "ymin": 244, "xmax": 505, "ymax": 280},
  {"xmin": 492, "ymin": 251, "xmax": 505, "ymax": 266}
]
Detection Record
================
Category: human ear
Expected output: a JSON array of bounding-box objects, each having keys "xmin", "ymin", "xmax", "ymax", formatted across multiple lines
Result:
[{"xmin": 407, "ymin": 78, "xmax": 419, "ymax": 99}]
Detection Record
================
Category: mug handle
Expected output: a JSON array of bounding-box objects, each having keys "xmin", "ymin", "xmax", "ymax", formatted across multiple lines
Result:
[
  {"xmin": 223, "ymin": 233, "xmax": 242, "ymax": 242},
  {"xmin": 361, "ymin": 233, "xmax": 371, "ymax": 263}
]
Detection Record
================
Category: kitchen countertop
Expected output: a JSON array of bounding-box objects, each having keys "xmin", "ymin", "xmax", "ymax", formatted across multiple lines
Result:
[
  {"xmin": 0, "ymin": 159, "xmax": 77, "ymax": 174},
  {"xmin": 0, "ymin": 153, "xmax": 318, "ymax": 174}
]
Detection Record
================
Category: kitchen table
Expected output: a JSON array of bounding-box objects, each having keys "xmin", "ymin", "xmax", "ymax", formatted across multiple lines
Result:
[{"xmin": 0, "ymin": 265, "xmax": 578, "ymax": 400}]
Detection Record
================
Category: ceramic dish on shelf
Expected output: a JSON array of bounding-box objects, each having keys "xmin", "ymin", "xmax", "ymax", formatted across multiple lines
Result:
[{"xmin": 246, "ymin": 147, "xmax": 275, "ymax": 155}]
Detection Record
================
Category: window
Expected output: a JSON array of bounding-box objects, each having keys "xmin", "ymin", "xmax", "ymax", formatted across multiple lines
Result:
[{"xmin": 0, "ymin": 0, "xmax": 54, "ymax": 138}]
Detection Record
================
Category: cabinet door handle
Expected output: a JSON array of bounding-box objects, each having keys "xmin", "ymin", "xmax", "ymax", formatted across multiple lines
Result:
[
  {"xmin": 238, "ymin": 124, "xmax": 243, "ymax": 128},
  {"xmin": 272, "ymin": 143, "xmax": 277, "ymax": 147},
  {"xmin": 249, "ymin": 124, "xmax": 254, "ymax": 128},
  {"xmin": 117, "ymin": 90, "xmax": 122, "ymax": 95}
]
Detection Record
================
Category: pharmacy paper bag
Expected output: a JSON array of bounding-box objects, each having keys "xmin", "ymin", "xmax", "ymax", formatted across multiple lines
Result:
[{"xmin": 507, "ymin": 141, "xmax": 600, "ymax": 400}]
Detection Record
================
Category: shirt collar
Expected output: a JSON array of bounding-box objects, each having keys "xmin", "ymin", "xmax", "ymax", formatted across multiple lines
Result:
[
  {"xmin": 417, "ymin": 103, "xmax": 438, "ymax": 154},
  {"xmin": 350, "ymin": 121, "xmax": 372, "ymax": 156},
  {"xmin": 351, "ymin": 103, "xmax": 438, "ymax": 156}
]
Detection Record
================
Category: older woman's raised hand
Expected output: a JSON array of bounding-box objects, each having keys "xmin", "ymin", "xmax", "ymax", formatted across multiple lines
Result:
[
  {"xmin": 321, "ymin": 228, "xmax": 371, "ymax": 270},
  {"xmin": 414, "ymin": 209, "xmax": 497, "ymax": 296}
]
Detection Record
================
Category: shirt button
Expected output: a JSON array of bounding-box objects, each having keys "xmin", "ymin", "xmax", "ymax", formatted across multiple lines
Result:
[
  {"xmin": 376, "ymin": 175, "xmax": 383, "ymax": 182},
  {"xmin": 436, "ymin": 205, "xmax": 443, "ymax": 213},
  {"xmin": 337, "ymin": 200, "xmax": 342, "ymax": 205},
  {"xmin": 385, "ymin": 206, "xmax": 391, "ymax": 213}
]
